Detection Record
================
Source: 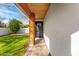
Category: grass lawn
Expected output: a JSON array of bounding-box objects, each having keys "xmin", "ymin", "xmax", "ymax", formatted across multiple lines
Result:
[{"xmin": 0, "ymin": 34, "xmax": 30, "ymax": 56}]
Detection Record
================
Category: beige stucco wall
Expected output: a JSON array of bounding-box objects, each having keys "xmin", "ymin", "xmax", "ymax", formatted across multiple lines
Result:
[{"xmin": 44, "ymin": 3, "xmax": 79, "ymax": 56}]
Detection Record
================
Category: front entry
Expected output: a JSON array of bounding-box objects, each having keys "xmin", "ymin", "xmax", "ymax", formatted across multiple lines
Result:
[{"xmin": 35, "ymin": 21, "xmax": 43, "ymax": 38}]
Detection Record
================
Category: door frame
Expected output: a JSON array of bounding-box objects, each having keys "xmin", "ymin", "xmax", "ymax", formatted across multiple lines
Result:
[{"xmin": 35, "ymin": 21, "xmax": 43, "ymax": 38}]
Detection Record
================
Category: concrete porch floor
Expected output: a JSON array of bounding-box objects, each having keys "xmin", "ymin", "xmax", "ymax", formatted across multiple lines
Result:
[{"xmin": 24, "ymin": 38, "xmax": 49, "ymax": 56}]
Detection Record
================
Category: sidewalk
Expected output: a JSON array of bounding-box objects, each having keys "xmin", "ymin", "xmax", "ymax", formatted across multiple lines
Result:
[{"xmin": 25, "ymin": 38, "xmax": 49, "ymax": 56}]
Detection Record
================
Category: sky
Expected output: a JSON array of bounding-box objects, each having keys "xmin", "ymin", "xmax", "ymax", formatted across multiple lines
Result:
[{"xmin": 0, "ymin": 3, "xmax": 29, "ymax": 25}]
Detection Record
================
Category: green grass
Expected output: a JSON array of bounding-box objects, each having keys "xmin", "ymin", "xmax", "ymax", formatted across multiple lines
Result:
[{"xmin": 0, "ymin": 34, "xmax": 30, "ymax": 56}]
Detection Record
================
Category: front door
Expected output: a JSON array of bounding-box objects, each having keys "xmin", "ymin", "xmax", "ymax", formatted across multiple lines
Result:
[{"xmin": 35, "ymin": 21, "xmax": 43, "ymax": 38}]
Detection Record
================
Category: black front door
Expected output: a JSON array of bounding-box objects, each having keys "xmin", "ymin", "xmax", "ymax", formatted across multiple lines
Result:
[{"xmin": 35, "ymin": 21, "xmax": 43, "ymax": 38}]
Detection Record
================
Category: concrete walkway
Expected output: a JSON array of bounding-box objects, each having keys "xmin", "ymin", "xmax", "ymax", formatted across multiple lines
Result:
[{"xmin": 24, "ymin": 38, "xmax": 49, "ymax": 56}]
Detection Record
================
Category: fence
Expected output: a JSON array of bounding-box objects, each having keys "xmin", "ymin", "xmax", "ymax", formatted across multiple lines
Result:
[{"xmin": 0, "ymin": 28, "xmax": 29, "ymax": 36}]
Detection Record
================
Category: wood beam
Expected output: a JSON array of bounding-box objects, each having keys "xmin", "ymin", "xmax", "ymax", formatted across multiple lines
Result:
[{"xmin": 16, "ymin": 3, "xmax": 32, "ymax": 17}]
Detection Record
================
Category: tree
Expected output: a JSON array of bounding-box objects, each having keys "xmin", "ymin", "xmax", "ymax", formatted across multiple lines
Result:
[
  {"xmin": 0, "ymin": 20, "xmax": 2, "ymax": 27},
  {"xmin": 0, "ymin": 21, "xmax": 1, "ymax": 24},
  {"xmin": 8, "ymin": 19, "xmax": 22, "ymax": 33}
]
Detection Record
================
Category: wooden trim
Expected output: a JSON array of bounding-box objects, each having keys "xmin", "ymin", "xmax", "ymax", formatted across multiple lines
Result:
[
  {"xmin": 16, "ymin": 3, "xmax": 32, "ymax": 17},
  {"xmin": 15, "ymin": 3, "xmax": 29, "ymax": 18}
]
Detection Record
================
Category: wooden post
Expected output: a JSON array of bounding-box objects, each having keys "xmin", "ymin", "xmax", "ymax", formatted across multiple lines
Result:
[{"xmin": 29, "ymin": 13, "xmax": 35, "ymax": 46}]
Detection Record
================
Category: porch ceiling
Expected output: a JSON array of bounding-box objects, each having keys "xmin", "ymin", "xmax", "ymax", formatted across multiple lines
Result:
[
  {"xmin": 27, "ymin": 3, "xmax": 50, "ymax": 19},
  {"xmin": 16, "ymin": 3, "xmax": 50, "ymax": 19}
]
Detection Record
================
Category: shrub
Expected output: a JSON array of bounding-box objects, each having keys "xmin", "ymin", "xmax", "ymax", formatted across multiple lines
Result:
[
  {"xmin": 8, "ymin": 19, "xmax": 22, "ymax": 33},
  {"xmin": 22, "ymin": 24, "xmax": 29, "ymax": 28}
]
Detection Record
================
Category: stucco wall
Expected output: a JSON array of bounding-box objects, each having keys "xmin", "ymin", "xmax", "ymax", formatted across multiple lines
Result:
[{"xmin": 44, "ymin": 4, "xmax": 79, "ymax": 56}]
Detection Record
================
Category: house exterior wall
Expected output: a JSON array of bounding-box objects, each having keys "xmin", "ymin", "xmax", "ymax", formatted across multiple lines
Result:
[{"xmin": 44, "ymin": 4, "xmax": 79, "ymax": 56}]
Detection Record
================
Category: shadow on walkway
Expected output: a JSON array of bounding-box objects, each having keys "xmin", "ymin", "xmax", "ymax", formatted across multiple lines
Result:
[{"xmin": 35, "ymin": 38, "xmax": 43, "ymax": 45}]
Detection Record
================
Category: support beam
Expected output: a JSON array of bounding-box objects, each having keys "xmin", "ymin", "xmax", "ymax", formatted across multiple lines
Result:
[{"xmin": 29, "ymin": 13, "xmax": 35, "ymax": 46}]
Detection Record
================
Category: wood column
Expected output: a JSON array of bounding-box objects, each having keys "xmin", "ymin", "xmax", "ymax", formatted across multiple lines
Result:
[{"xmin": 29, "ymin": 13, "xmax": 35, "ymax": 46}]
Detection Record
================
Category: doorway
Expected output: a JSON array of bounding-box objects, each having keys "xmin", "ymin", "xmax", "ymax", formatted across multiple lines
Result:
[{"xmin": 35, "ymin": 21, "xmax": 43, "ymax": 38}]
